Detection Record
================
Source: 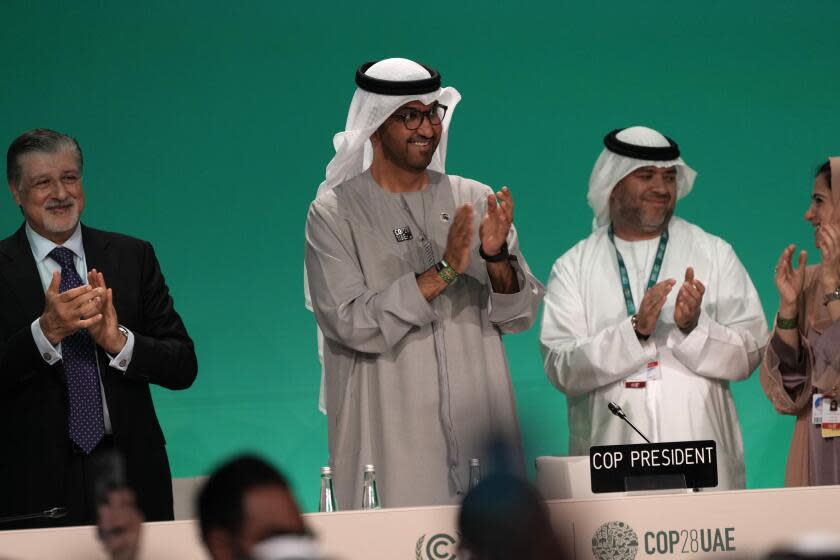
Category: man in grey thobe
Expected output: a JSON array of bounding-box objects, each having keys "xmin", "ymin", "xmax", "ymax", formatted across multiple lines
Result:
[{"xmin": 304, "ymin": 58, "xmax": 544, "ymax": 509}]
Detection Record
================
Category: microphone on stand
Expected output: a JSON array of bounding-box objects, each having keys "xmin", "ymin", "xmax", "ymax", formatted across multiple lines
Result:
[
  {"xmin": 606, "ymin": 402, "xmax": 702, "ymax": 493},
  {"xmin": 0, "ymin": 507, "xmax": 67, "ymax": 525},
  {"xmin": 607, "ymin": 402, "xmax": 652, "ymax": 444}
]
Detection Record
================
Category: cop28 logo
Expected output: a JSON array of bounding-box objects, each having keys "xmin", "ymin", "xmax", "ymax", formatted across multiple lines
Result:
[
  {"xmin": 592, "ymin": 521, "xmax": 639, "ymax": 560},
  {"xmin": 415, "ymin": 533, "xmax": 458, "ymax": 560}
]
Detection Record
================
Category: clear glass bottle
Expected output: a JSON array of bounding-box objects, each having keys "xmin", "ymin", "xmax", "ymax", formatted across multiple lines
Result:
[
  {"xmin": 319, "ymin": 466, "xmax": 337, "ymax": 512},
  {"xmin": 469, "ymin": 458, "xmax": 481, "ymax": 490},
  {"xmin": 361, "ymin": 464, "xmax": 381, "ymax": 510}
]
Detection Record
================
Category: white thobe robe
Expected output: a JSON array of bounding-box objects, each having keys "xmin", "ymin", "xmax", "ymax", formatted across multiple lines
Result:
[
  {"xmin": 540, "ymin": 217, "xmax": 768, "ymax": 489},
  {"xmin": 305, "ymin": 170, "xmax": 544, "ymax": 509}
]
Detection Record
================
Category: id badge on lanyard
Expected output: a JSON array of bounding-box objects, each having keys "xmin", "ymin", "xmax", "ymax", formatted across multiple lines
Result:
[
  {"xmin": 625, "ymin": 361, "xmax": 662, "ymax": 388},
  {"xmin": 819, "ymin": 395, "xmax": 840, "ymax": 438}
]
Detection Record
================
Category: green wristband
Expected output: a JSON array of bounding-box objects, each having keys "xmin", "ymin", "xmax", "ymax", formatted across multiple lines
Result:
[{"xmin": 776, "ymin": 315, "xmax": 798, "ymax": 330}]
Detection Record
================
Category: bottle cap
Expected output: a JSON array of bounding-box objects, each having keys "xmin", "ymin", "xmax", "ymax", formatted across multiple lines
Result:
[
  {"xmin": 320, "ymin": 466, "xmax": 332, "ymax": 475},
  {"xmin": 364, "ymin": 464, "xmax": 376, "ymax": 472},
  {"xmin": 469, "ymin": 458, "xmax": 480, "ymax": 466}
]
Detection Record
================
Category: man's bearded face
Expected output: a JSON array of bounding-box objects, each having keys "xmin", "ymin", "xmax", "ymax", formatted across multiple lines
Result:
[
  {"xmin": 610, "ymin": 165, "xmax": 677, "ymax": 235},
  {"xmin": 10, "ymin": 146, "xmax": 85, "ymax": 243},
  {"xmin": 373, "ymin": 101, "xmax": 442, "ymax": 172}
]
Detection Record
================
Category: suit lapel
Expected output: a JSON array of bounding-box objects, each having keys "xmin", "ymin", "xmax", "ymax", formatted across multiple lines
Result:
[
  {"xmin": 0, "ymin": 225, "xmax": 47, "ymax": 321},
  {"xmin": 81, "ymin": 225, "xmax": 118, "ymax": 280}
]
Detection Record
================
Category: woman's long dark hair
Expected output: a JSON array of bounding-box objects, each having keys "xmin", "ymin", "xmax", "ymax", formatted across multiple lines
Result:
[{"xmin": 817, "ymin": 160, "xmax": 832, "ymax": 190}]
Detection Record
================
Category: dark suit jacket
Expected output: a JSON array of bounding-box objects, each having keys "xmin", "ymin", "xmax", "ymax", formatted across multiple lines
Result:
[{"xmin": 0, "ymin": 223, "xmax": 197, "ymax": 525}]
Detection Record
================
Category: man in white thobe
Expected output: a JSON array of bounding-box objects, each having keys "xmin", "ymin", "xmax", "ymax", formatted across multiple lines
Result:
[
  {"xmin": 539, "ymin": 126, "xmax": 768, "ymax": 489},
  {"xmin": 305, "ymin": 59, "xmax": 544, "ymax": 509}
]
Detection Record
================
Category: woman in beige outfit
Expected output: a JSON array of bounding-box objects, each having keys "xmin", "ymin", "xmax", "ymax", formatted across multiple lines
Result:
[{"xmin": 761, "ymin": 158, "xmax": 840, "ymax": 486}]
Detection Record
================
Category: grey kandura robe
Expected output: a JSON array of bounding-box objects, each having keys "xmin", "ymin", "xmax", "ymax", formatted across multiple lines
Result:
[{"xmin": 305, "ymin": 170, "xmax": 544, "ymax": 509}]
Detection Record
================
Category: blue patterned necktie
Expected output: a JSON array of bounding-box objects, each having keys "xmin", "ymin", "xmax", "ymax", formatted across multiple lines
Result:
[{"xmin": 48, "ymin": 247, "xmax": 105, "ymax": 454}]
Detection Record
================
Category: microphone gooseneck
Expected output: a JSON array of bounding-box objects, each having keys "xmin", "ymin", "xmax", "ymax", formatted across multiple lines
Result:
[
  {"xmin": 608, "ymin": 401, "xmax": 626, "ymax": 419},
  {"xmin": 0, "ymin": 506, "xmax": 68, "ymax": 525},
  {"xmin": 45, "ymin": 507, "xmax": 67, "ymax": 519},
  {"xmin": 607, "ymin": 402, "xmax": 651, "ymax": 444}
]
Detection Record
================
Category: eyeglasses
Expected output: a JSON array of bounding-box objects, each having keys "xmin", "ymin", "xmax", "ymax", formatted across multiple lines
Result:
[{"xmin": 389, "ymin": 104, "xmax": 448, "ymax": 130}]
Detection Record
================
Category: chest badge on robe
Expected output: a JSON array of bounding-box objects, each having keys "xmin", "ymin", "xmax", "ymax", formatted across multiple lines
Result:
[
  {"xmin": 393, "ymin": 226, "xmax": 413, "ymax": 242},
  {"xmin": 440, "ymin": 212, "xmax": 451, "ymax": 223}
]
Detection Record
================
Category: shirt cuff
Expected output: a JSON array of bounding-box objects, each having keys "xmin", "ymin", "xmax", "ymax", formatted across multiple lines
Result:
[
  {"xmin": 487, "ymin": 258, "xmax": 530, "ymax": 317},
  {"xmin": 623, "ymin": 315, "xmax": 658, "ymax": 359},
  {"xmin": 668, "ymin": 309, "xmax": 711, "ymax": 352},
  {"xmin": 106, "ymin": 326, "xmax": 135, "ymax": 372},
  {"xmin": 31, "ymin": 318, "xmax": 61, "ymax": 365},
  {"xmin": 489, "ymin": 255, "xmax": 526, "ymax": 293},
  {"xmin": 770, "ymin": 331, "xmax": 804, "ymax": 371}
]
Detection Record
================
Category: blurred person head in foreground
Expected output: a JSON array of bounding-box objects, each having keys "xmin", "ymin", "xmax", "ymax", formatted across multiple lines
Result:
[
  {"xmin": 197, "ymin": 454, "xmax": 321, "ymax": 560},
  {"xmin": 767, "ymin": 532, "xmax": 840, "ymax": 560},
  {"xmin": 458, "ymin": 472, "xmax": 563, "ymax": 560}
]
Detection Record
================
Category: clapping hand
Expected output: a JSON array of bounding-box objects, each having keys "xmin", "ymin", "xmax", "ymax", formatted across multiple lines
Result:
[
  {"xmin": 443, "ymin": 204, "xmax": 474, "ymax": 273},
  {"xmin": 774, "ymin": 244, "xmax": 807, "ymax": 317},
  {"xmin": 39, "ymin": 271, "xmax": 104, "ymax": 344},
  {"xmin": 634, "ymin": 279, "xmax": 677, "ymax": 336},
  {"xmin": 817, "ymin": 223, "xmax": 840, "ymax": 292},
  {"xmin": 674, "ymin": 267, "xmax": 705, "ymax": 332},
  {"xmin": 86, "ymin": 269, "xmax": 127, "ymax": 355},
  {"xmin": 479, "ymin": 187, "xmax": 513, "ymax": 257}
]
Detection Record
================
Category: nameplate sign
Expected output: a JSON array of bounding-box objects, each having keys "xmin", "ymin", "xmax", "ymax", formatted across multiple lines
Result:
[{"xmin": 589, "ymin": 440, "xmax": 718, "ymax": 493}]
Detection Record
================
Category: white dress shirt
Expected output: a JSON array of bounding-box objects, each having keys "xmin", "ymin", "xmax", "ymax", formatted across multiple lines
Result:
[{"xmin": 26, "ymin": 223, "xmax": 136, "ymax": 434}]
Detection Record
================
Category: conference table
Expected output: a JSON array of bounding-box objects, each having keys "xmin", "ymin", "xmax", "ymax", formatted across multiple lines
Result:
[{"xmin": 1, "ymin": 483, "xmax": 838, "ymax": 559}]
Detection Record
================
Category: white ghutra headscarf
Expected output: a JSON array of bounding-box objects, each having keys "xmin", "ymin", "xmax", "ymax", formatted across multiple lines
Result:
[
  {"xmin": 587, "ymin": 126, "xmax": 697, "ymax": 230},
  {"xmin": 315, "ymin": 57, "xmax": 462, "ymax": 198}
]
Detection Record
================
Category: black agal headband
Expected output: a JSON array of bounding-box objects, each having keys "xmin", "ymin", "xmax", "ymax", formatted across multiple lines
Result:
[
  {"xmin": 604, "ymin": 128, "xmax": 680, "ymax": 160},
  {"xmin": 355, "ymin": 61, "xmax": 441, "ymax": 95}
]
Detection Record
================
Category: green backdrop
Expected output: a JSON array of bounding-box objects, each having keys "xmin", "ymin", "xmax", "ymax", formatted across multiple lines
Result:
[{"xmin": 2, "ymin": 1, "xmax": 838, "ymax": 511}]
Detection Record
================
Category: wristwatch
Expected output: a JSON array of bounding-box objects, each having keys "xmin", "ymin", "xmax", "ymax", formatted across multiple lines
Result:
[
  {"xmin": 823, "ymin": 286, "xmax": 840, "ymax": 306},
  {"xmin": 479, "ymin": 242, "xmax": 509, "ymax": 262},
  {"xmin": 631, "ymin": 315, "xmax": 649, "ymax": 341},
  {"xmin": 435, "ymin": 259, "xmax": 460, "ymax": 285}
]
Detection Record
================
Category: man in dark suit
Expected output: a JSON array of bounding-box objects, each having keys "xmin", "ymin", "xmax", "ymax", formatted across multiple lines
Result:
[{"xmin": 0, "ymin": 128, "xmax": 197, "ymax": 528}]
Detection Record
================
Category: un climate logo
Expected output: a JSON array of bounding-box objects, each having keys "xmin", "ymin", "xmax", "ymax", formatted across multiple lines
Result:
[
  {"xmin": 416, "ymin": 533, "xmax": 458, "ymax": 560},
  {"xmin": 592, "ymin": 521, "xmax": 639, "ymax": 560}
]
